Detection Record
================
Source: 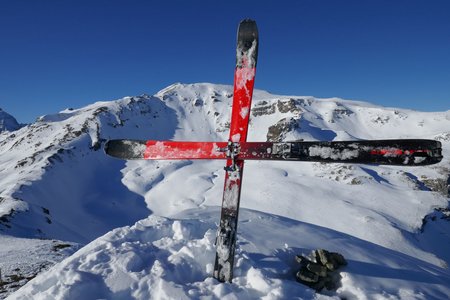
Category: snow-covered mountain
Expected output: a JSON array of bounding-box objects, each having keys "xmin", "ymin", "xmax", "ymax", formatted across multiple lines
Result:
[
  {"xmin": 0, "ymin": 108, "xmax": 21, "ymax": 133},
  {"xmin": 1, "ymin": 83, "xmax": 450, "ymax": 299}
]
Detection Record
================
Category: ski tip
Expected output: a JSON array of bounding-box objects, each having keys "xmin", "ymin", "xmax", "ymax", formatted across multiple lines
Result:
[
  {"xmin": 104, "ymin": 139, "xmax": 118, "ymax": 157},
  {"xmin": 237, "ymin": 19, "xmax": 258, "ymax": 65},
  {"xmin": 104, "ymin": 139, "xmax": 111, "ymax": 153},
  {"xmin": 238, "ymin": 19, "xmax": 258, "ymax": 43},
  {"xmin": 104, "ymin": 139, "xmax": 146, "ymax": 160},
  {"xmin": 239, "ymin": 18, "xmax": 257, "ymax": 26}
]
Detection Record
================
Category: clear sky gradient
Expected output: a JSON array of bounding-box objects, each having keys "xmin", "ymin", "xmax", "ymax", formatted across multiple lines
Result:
[{"xmin": 1, "ymin": 0, "xmax": 449, "ymax": 123}]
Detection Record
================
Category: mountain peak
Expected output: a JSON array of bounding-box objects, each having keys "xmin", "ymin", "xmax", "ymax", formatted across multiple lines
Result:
[{"xmin": 0, "ymin": 107, "xmax": 21, "ymax": 132}]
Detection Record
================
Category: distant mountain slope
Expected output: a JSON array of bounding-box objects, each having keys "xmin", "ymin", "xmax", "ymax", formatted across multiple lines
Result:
[
  {"xmin": 0, "ymin": 108, "xmax": 21, "ymax": 132},
  {"xmin": 1, "ymin": 94, "xmax": 178, "ymax": 242},
  {"xmin": 2, "ymin": 83, "xmax": 450, "ymax": 299}
]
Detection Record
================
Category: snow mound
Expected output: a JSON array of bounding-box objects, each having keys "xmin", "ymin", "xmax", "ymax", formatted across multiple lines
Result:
[{"xmin": 9, "ymin": 208, "xmax": 450, "ymax": 300}]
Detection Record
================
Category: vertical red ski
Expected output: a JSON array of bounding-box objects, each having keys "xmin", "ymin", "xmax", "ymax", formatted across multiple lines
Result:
[{"xmin": 213, "ymin": 19, "xmax": 258, "ymax": 282}]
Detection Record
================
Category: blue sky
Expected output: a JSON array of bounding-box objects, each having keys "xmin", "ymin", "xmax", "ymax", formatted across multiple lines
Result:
[{"xmin": 1, "ymin": 0, "xmax": 449, "ymax": 123}]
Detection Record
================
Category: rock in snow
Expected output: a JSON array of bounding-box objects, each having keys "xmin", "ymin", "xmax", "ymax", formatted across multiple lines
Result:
[{"xmin": 1, "ymin": 83, "xmax": 450, "ymax": 299}]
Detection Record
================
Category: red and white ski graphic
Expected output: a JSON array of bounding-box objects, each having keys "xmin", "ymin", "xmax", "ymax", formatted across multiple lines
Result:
[{"xmin": 213, "ymin": 19, "xmax": 258, "ymax": 283}]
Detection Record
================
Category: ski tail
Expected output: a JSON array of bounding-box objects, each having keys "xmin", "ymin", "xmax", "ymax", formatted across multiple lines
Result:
[
  {"xmin": 238, "ymin": 139, "xmax": 442, "ymax": 165},
  {"xmin": 280, "ymin": 139, "xmax": 443, "ymax": 165}
]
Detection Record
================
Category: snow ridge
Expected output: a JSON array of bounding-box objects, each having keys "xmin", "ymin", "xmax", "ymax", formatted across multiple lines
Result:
[{"xmin": 1, "ymin": 83, "xmax": 450, "ymax": 299}]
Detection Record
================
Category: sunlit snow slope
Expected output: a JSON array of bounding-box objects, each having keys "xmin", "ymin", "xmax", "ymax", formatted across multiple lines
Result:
[{"xmin": 2, "ymin": 83, "xmax": 450, "ymax": 299}]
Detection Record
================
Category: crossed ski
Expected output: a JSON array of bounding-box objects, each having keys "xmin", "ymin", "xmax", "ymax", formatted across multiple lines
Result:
[
  {"xmin": 105, "ymin": 19, "xmax": 443, "ymax": 283},
  {"xmin": 106, "ymin": 139, "xmax": 442, "ymax": 165}
]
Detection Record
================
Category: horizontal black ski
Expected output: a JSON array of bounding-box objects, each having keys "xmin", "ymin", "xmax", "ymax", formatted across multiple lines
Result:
[{"xmin": 105, "ymin": 139, "xmax": 442, "ymax": 166}]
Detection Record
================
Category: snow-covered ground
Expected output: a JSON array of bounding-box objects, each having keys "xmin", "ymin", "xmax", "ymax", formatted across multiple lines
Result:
[{"xmin": 1, "ymin": 83, "xmax": 449, "ymax": 299}]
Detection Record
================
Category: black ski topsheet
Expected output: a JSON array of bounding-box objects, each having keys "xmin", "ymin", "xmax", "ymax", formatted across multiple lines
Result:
[{"xmin": 239, "ymin": 139, "xmax": 443, "ymax": 166}]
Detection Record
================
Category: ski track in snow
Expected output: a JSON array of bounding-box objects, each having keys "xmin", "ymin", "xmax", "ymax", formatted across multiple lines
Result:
[{"xmin": 1, "ymin": 83, "xmax": 449, "ymax": 299}]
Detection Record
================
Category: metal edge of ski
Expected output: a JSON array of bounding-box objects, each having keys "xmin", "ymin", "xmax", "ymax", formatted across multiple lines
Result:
[{"xmin": 213, "ymin": 19, "xmax": 258, "ymax": 283}]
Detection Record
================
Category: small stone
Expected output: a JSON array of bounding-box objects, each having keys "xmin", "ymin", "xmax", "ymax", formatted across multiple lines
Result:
[
  {"xmin": 312, "ymin": 279, "xmax": 326, "ymax": 292},
  {"xmin": 326, "ymin": 272, "xmax": 343, "ymax": 290},
  {"xmin": 324, "ymin": 277, "xmax": 337, "ymax": 290},
  {"xmin": 307, "ymin": 262, "xmax": 328, "ymax": 277},
  {"xmin": 326, "ymin": 262, "xmax": 339, "ymax": 271},
  {"xmin": 316, "ymin": 249, "xmax": 330, "ymax": 265},
  {"xmin": 295, "ymin": 255, "xmax": 305, "ymax": 264},
  {"xmin": 330, "ymin": 252, "xmax": 347, "ymax": 266},
  {"xmin": 296, "ymin": 267, "xmax": 319, "ymax": 283}
]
